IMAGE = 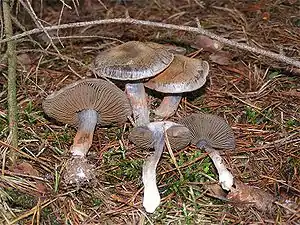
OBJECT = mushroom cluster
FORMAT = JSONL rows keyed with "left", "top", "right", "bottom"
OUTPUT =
{"left": 92, "top": 41, "right": 210, "bottom": 125}
{"left": 43, "top": 41, "right": 236, "bottom": 214}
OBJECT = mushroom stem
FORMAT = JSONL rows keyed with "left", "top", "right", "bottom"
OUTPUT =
{"left": 202, "top": 146, "right": 234, "bottom": 191}
{"left": 154, "top": 94, "right": 182, "bottom": 118}
{"left": 125, "top": 83, "right": 150, "bottom": 126}
{"left": 142, "top": 130, "right": 165, "bottom": 213}
{"left": 142, "top": 121, "right": 179, "bottom": 213}
{"left": 70, "top": 109, "right": 98, "bottom": 157}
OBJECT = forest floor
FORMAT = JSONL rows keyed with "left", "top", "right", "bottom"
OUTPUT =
{"left": 0, "top": 0, "right": 299, "bottom": 224}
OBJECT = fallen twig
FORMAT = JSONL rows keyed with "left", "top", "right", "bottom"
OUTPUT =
{"left": 0, "top": 18, "right": 299, "bottom": 68}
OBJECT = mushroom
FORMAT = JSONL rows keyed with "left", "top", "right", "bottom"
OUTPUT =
{"left": 179, "top": 113, "right": 235, "bottom": 191}
{"left": 129, "top": 121, "right": 192, "bottom": 213}
{"left": 42, "top": 78, "right": 132, "bottom": 183}
{"left": 144, "top": 54, "right": 209, "bottom": 118}
{"left": 92, "top": 41, "right": 174, "bottom": 126}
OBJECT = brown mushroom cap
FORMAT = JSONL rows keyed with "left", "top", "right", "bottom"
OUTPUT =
{"left": 179, "top": 113, "right": 235, "bottom": 150}
{"left": 129, "top": 123, "right": 192, "bottom": 150}
{"left": 92, "top": 41, "right": 174, "bottom": 80}
{"left": 42, "top": 78, "right": 132, "bottom": 127}
{"left": 144, "top": 54, "right": 209, "bottom": 93}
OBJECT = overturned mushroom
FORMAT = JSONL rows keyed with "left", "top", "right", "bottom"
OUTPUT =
{"left": 43, "top": 78, "right": 132, "bottom": 183}
{"left": 92, "top": 41, "right": 174, "bottom": 126}
{"left": 145, "top": 54, "right": 209, "bottom": 118}
{"left": 129, "top": 121, "right": 192, "bottom": 213}
{"left": 179, "top": 113, "right": 235, "bottom": 191}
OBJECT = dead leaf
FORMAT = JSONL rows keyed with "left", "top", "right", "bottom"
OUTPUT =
{"left": 227, "top": 180, "right": 275, "bottom": 212}
{"left": 205, "top": 183, "right": 228, "bottom": 200}
{"left": 17, "top": 53, "right": 32, "bottom": 70}
{"left": 11, "top": 162, "right": 48, "bottom": 196}
{"left": 165, "top": 45, "right": 187, "bottom": 55}
{"left": 209, "top": 51, "right": 232, "bottom": 65}
{"left": 12, "top": 162, "right": 39, "bottom": 176}
{"left": 36, "top": 182, "right": 48, "bottom": 194}
{"left": 192, "top": 35, "right": 223, "bottom": 52}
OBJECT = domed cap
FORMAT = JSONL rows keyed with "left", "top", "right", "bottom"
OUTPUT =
{"left": 129, "top": 123, "right": 192, "bottom": 150}
{"left": 92, "top": 41, "right": 174, "bottom": 81}
{"left": 179, "top": 113, "right": 235, "bottom": 150}
{"left": 128, "top": 126, "right": 154, "bottom": 150}
{"left": 144, "top": 54, "right": 209, "bottom": 93}
{"left": 165, "top": 125, "right": 192, "bottom": 150}
{"left": 42, "top": 78, "right": 132, "bottom": 127}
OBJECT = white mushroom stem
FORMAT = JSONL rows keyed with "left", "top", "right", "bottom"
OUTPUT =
{"left": 154, "top": 95, "right": 182, "bottom": 118}
{"left": 142, "top": 121, "right": 178, "bottom": 213}
{"left": 70, "top": 109, "right": 98, "bottom": 157}
{"left": 203, "top": 146, "right": 234, "bottom": 191}
{"left": 142, "top": 133, "right": 164, "bottom": 213}
{"left": 125, "top": 83, "right": 150, "bottom": 126}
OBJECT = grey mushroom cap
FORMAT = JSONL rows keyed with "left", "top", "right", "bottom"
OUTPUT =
{"left": 92, "top": 41, "right": 174, "bottom": 81}
{"left": 128, "top": 126, "right": 154, "bottom": 150}
{"left": 166, "top": 125, "right": 192, "bottom": 150}
{"left": 179, "top": 113, "right": 235, "bottom": 150}
{"left": 42, "top": 78, "right": 132, "bottom": 127}
{"left": 144, "top": 54, "right": 209, "bottom": 93}
{"left": 129, "top": 124, "right": 192, "bottom": 150}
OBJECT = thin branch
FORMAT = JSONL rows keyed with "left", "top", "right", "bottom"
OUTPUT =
{"left": 3, "top": 0, "right": 18, "bottom": 164}
{"left": 0, "top": 18, "right": 299, "bottom": 68}
{"left": 18, "top": 0, "right": 62, "bottom": 55}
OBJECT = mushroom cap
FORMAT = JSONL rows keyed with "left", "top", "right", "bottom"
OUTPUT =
{"left": 129, "top": 122, "right": 192, "bottom": 150}
{"left": 128, "top": 126, "right": 154, "bottom": 150}
{"left": 42, "top": 78, "right": 132, "bottom": 127}
{"left": 92, "top": 41, "right": 174, "bottom": 81}
{"left": 179, "top": 113, "right": 235, "bottom": 150}
{"left": 166, "top": 125, "right": 192, "bottom": 150}
{"left": 144, "top": 54, "right": 209, "bottom": 93}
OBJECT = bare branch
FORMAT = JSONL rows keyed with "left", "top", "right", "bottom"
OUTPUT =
{"left": 0, "top": 18, "right": 299, "bottom": 68}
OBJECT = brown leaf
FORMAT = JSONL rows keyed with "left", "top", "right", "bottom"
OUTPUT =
{"left": 205, "top": 183, "right": 228, "bottom": 200}
{"left": 227, "top": 180, "right": 275, "bottom": 212}
{"left": 209, "top": 51, "right": 232, "bottom": 65}
{"left": 17, "top": 53, "right": 32, "bottom": 67}
{"left": 36, "top": 182, "right": 48, "bottom": 194}
{"left": 192, "top": 35, "right": 223, "bottom": 52}
{"left": 12, "top": 162, "right": 39, "bottom": 176}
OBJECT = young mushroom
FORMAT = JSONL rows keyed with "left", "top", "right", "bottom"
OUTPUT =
{"left": 179, "top": 113, "right": 236, "bottom": 191}
{"left": 92, "top": 41, "right": 174, "bottom": 126}
{"left": 144, "top": 54, "right": 209, "bottom": 118}
{"left": 43, "top": 78, "right": 132, "bottom": 183}
{"left": 129, "top": 121, "right": 192, "bottom": 213}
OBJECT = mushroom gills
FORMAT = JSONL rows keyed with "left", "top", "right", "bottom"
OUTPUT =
{"left": 125, "top": 83, "right": 150, "bottom": 126}
{"left": 180, "top": 113, "right": 235, "bottom": 191}
{"left": 154, "top": 94, "right": 182, "bottom": 118}
{"left": 71, "top": 109, "right": 98, "bottom": 157}
{"left": 145, "top": 55, "right": 210, "bottom": 119}
{"left": 92, "top": 41, "right": 175, "bottom": 126}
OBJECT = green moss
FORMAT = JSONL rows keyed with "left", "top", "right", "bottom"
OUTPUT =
{"left": 41, "top": 207, "right": 61, "bottom": 225}
{"left": 114, "top": 159, "right": 143, "bottom": 180}
{"left": 6, "top": 188, "right": 36, "bottom": 209}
